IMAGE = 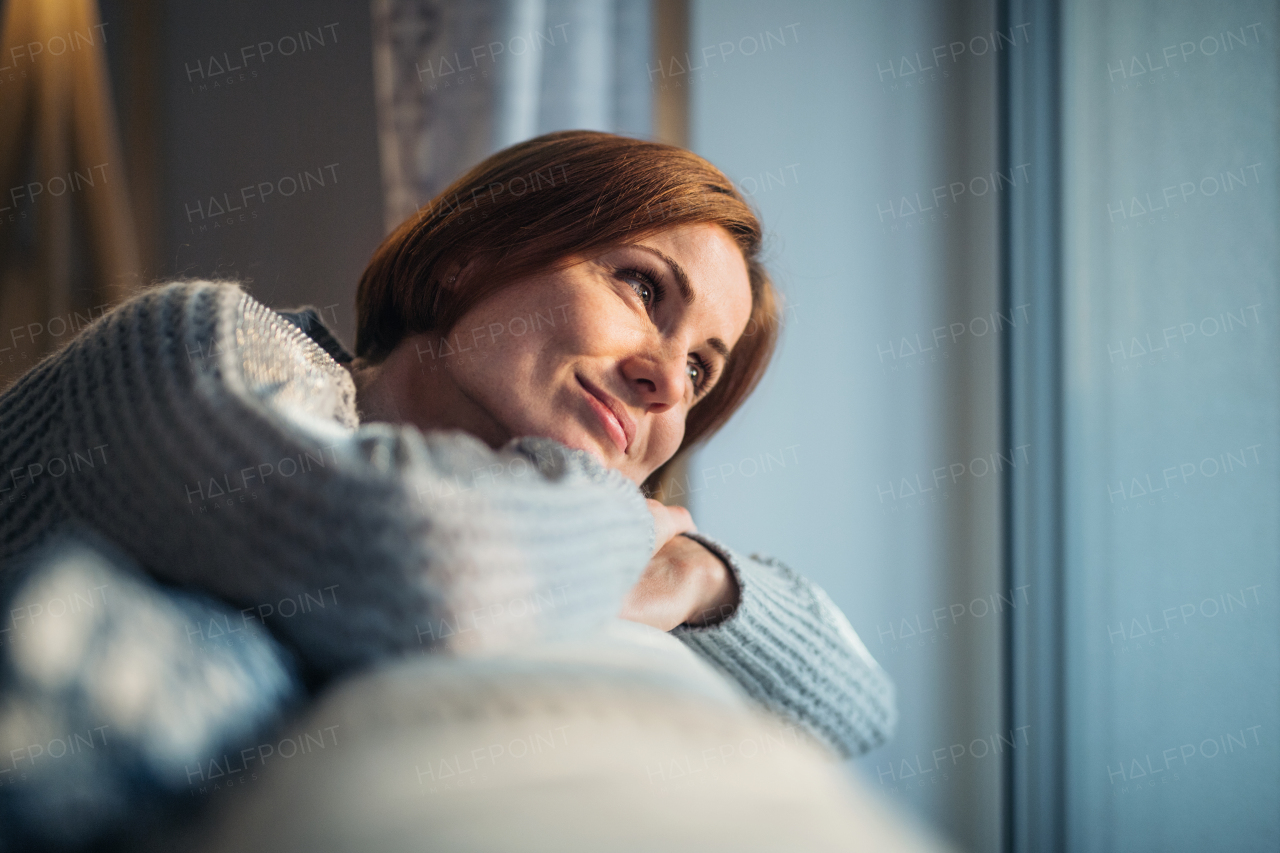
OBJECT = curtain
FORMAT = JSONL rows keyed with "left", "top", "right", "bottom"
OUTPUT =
{"left": 0, "top": 0, "right": 139, "bottom": 391}
{"left": 370, "top": 0, "right": 654, "bottom": 233}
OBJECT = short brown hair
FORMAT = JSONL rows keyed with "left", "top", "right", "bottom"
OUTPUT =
{"left": 355, "top": 130, "right": 780, "bottom": 493}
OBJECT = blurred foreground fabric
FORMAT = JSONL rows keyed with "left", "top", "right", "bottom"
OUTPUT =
{"left": 0, "top": 534, "right": 947, "bottom": 852}
{"left": 0, "top": 531, "right": 301, "bottom": 850}
{"left": 190, "top": 619, "right": 947, "bottom": 853}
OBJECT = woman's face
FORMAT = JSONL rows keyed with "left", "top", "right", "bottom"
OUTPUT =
{"left": 409, "top": 223, "right": 753, "bottom": 484}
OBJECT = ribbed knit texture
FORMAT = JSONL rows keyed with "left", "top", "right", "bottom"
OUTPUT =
{"left": 674, "top": 533, "right": 897, "bottom": 758}
{"left": 0, "top": 281, "right": 896, "bottom": 759}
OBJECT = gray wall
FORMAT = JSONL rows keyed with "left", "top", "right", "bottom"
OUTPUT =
{"left": 686, "top": 1, "right": 1004, "bottom": 850}
{"left": 145, "top": 0, "right": 384, "bottom": 346}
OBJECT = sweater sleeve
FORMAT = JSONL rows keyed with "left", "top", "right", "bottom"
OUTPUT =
{"left": 0, "top": 281, "right": 654, "bottom": 677}
{"left": 670, "top": 532, "right": 897, "bottom": 759}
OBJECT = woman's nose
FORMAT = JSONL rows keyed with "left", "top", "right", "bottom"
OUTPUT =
{"left": 621, "top": 347, "right": 686, "bottom": 412}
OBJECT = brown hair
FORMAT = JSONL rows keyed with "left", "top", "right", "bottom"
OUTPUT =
{"left": 355, "top": 130, "right": 780, "bottom": 495}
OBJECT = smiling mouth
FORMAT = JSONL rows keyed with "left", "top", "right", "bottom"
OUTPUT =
{"left": 576, "top": 375, "right": 631, "bottom": 454}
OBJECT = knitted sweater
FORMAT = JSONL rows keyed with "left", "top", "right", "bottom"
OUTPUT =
{"left": 0, "top": 281, "right": 895, "bottom": 758}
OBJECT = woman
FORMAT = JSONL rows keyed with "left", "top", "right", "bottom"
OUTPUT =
{"left": 0, "top": 130, "right": 893, "bottom": 761}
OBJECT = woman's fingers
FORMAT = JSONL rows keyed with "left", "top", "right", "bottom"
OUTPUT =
{"left": 646, "top": 499, "right": 696, "bottom": 554}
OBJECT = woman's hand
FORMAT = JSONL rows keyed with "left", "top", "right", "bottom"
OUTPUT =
{"left": 618, "top": 501, "right": 741, "bottom": 631}
{"left": 644, "top": 498, "right": 695, "bottom": 552}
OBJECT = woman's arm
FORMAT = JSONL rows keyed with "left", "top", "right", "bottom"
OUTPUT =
{"left": 668, "top": 533, "right": 897, "bottom": 760}
{"left": 0, "top": 281, "right": 654, "bottom": 677}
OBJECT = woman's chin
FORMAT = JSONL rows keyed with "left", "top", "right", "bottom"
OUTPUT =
{"left": 549, "top": 436, "right": 648, "bottom": 485}
{"left": 558, "top": 434, "right": 612, "bottom": 470}
{"left": 504, "top": 418, "right": 646, "bottom": 481}
{"left": 512, "top": 423, "right": 612, "bottom": 469}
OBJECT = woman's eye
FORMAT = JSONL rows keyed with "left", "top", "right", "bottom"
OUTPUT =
{"left": 687, "top": 361, "right": 702, "bottom": 385}
{"left": 618, "top": 268, "right": 662, "bottom": 309}
{"left": 629, "top": 277, "right": 653, "bottom": 305}
{"left": 687, "top": 354, "right": 713, "bottom": 395}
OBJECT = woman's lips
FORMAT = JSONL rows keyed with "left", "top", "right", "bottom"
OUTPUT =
{"left": 577, "top": 375, "right": 632, "bottom": 454}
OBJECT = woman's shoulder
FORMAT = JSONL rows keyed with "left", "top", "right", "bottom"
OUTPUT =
{"left": 0, "top": 281, "right": 360, "bottom": 561}
{"left": 276, "top": 305, "right": 354, "bottom": 365}
{"left": 101, "top": 280, "right": 360, "bottom": 430}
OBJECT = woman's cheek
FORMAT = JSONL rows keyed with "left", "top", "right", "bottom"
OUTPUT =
{"left": 647, "top": 414, "right": 686, "bottom": 468}
{"left": 562, "top": 298, "right": 615, "bottom": 351}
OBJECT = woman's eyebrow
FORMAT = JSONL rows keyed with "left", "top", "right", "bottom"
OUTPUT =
{"left": 630, "top": 244, "right": 731, "bottom": 361}
{"left": 632, "top": 244, "right": 694, "bottom": 306}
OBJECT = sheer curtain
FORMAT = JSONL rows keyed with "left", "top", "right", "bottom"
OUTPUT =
{"left": 370, "top": 0, "right": 653, "bottom": 232}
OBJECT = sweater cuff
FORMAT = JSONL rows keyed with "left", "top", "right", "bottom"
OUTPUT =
{"left": 674, "top": 531, "right": 745, "bottom": 630}
{"left": 669, "top": 532, "right": 796, "bottom": 640}
{"left": 666, "top": 532, "right": 897, "bottom": 758}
